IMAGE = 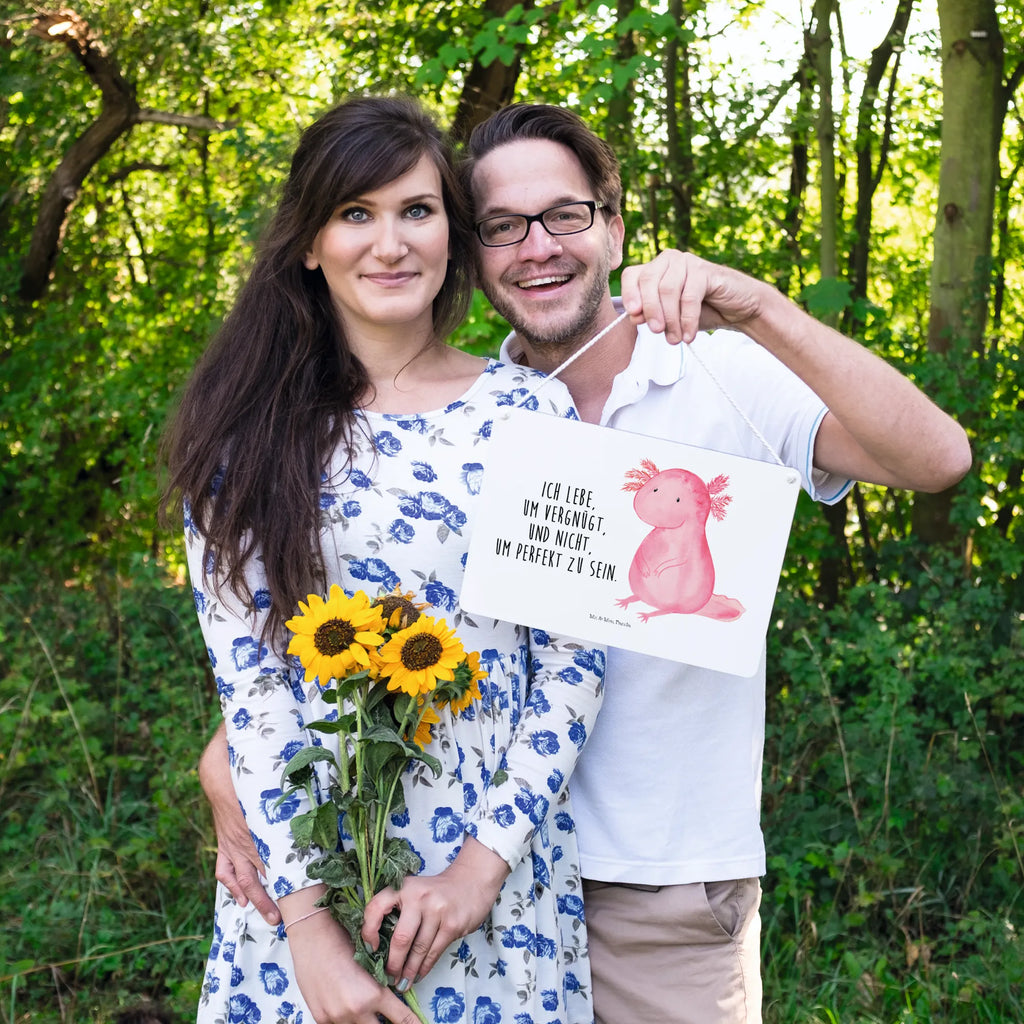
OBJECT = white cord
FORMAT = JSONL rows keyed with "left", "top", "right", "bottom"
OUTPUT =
{"left": 513, "top": 312, "right": 787, "bottom": 467}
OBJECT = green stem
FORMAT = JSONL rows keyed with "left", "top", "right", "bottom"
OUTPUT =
{"left": 352, "top": 689, "right": 374, "bottom": 902}
{"left": 401, "top": 984, "right": 430, "bottom": 1024}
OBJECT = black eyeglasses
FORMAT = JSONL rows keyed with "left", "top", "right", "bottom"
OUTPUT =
{"left": 475, "top": 200, "right": 607, "bottom": 247}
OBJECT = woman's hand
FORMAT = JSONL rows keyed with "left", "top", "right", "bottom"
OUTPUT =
{"left": 361, "top": 836, "right": 511, "bottom": 990}
{"left": 199, "top": 722, "right": 282, "bottom": 925}
{"left": 282, "top": 891, "right": 421, "bottom": 1024}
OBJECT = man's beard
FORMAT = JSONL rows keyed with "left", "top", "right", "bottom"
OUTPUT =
{"left": 481, "top": 257, "right": 611, "bottom": 355}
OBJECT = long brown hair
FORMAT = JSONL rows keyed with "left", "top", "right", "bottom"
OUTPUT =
{"left": 161, "top": 96, "right": 474, "bottom": 645}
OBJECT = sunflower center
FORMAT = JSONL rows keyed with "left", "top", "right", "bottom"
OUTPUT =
{"left": 313, "top": 618, "right": 356, "bottom": 655}
{"left": 377, "top": 595, "right": 421, "bottom": 629}
{"left": 400, "top": 634, "right": 444, "bottom": 671}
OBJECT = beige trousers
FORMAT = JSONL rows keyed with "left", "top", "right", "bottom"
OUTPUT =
{"left": 582, "top": 878, "right": 762, "bottom": 1024}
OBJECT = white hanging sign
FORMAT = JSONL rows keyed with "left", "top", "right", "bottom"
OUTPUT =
{"left": 461, "top": 408, "right": 801, "bottom": 676}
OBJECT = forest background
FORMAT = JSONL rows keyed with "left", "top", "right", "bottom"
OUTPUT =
{"left": 1, "top": 0, "right": 1021, "bottom": 1021}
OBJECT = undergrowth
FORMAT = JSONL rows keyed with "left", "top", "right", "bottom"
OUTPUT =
{"left": 0, "top": 535, "right": 1020, "bottom": 1023}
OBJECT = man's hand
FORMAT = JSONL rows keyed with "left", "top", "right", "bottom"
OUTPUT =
{"left": 361, "top": 836, "right": 510, "bottom": 990}
{"left": 199, "top": 722, "right": 282, "bottom": 926}
{"left": 620, "top": 249, "right": 763, "bottom": 344}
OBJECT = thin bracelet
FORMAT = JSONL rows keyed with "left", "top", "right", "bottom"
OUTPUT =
{"left": 283, "top": 906, "right": 329, "bottom": 932}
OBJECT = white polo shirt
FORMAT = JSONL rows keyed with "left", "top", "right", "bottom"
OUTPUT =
{"left": 500, "top": 311, "right": 851, "bottom": 884}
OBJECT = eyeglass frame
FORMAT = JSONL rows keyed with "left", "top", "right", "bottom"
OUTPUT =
{"left": 474, "top": 200, "right": 608, "bottom": 247}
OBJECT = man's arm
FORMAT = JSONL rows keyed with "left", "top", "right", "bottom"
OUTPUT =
{"left": 621, "top": 251, "right": 972, "bottom": 492}
{"left": 198, "top": 721, "right": 282, "bottom": 925}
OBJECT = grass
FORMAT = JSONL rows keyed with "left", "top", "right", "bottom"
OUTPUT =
{"left": 1, "top": 547, "right": 1020, "bottom": 1023}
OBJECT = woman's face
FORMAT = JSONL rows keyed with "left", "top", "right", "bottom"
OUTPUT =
{"left": 304, "top": 154, "right": 450, "bottom": 340}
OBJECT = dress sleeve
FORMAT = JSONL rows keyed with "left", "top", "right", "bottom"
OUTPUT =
{"left": 185, "top": 511, "right": 323, "bottom": 897}
{"left": 465, "top": 631, "right": 605, "bottom": 872}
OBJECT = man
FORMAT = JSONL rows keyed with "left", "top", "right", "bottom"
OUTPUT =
{"left": 201, "top": 105, "right": 970, "bottom": 1022}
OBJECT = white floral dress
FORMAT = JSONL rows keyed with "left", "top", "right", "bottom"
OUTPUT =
{"left": 188, "top": 360, "right": 605, "bottom": 1024}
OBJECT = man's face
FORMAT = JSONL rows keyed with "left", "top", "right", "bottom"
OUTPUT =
{"left": 470, "top": 139, "right": 625, "bottom": 353}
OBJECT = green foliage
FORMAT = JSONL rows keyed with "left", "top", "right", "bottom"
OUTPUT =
{"left": 0, "top": 553, "right": 215, "bottom": 1022}
{"left": 1, "top": 0, "right": 1022, "bottom": 1020}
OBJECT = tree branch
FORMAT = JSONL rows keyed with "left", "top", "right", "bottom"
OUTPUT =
{"left": 18, "top": 9, "right": 236, "bottom": 302}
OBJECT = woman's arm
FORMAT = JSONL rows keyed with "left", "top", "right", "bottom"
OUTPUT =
{"left": 365, "top": 631, "right": 606, "bottom": 989}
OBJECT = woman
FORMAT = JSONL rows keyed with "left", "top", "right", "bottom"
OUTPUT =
{"left": 163, "top": 96, "right": 605, "bottom": 1024}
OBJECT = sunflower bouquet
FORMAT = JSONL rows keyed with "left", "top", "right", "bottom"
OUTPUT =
{"left": 279, "top": 583, "right": 484, "bottom": 1019}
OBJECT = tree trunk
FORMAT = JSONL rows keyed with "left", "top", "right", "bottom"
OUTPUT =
{"left": 664, "top": 0, "right": 693, "bottom": 247}
{"left": 912, "top": 0, "right": 1003, "bottom": 544}
{"left": 848, "top": 0, "right": 913, "bottom": 311}
{"left": 807, "top": 0, "right": 838, "bottom": 283}
{"left": 450, "top": 0, "right": 535, "bottom": 144}
{"left": 19, "top": 11, "right": 139, "bottom": 301}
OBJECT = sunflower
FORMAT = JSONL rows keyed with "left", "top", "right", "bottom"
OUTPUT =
{"left": 376, "top": 615, "right": 466, "bottom": 697}
{"left": 372, "top": 586, "right": 428, "bottom": 630}
{"left": 285, "top": 585, "right": 386, "bottom": 683}
{"left": 447, "top": 650, "right": 486, "bottom": 715}
{"left": 408, "top": 702, "right": 441, "bottom": 749}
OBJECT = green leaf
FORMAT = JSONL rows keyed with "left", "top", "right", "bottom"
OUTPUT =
{"left": 800, "top": 277, "right": 853, "bottom": 319}
{"left": 281, "top": 745, "right": 337, "bottom": 787}
{"left": 288, "top": 809, "right": 318, "bottom": 849}
{"left": 311, "top": 801, "right": 340, "bottom": 850}
{"left": 309, "top": 849, "right": 362, "bottom": 890}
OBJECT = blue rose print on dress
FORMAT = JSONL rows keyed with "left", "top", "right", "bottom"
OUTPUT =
{"left": 194, "top": 587, "right": 207, "bottom": 613}
{"left": 232, "top": 708, "right": 252, "bottom": 730}
{"left": 319, "top": 492, "right": 336, "bottom": 509}
{"left": 556, "top": 894, "right": 585, "bottom": 922}
{"left": 279, "top": 739, "right": 304, "bottom": 762}
{"left": 395, "top": 414, "right": 430, "bottom": 434}
{"left": 557, "top": 666, "right": 583, "bottom": 685}
{"left": 568, "top": 721, "right": 587, "bottom": 750}
{"left": 531, "top": 852, "right": 551, "bottom": 890}
{"left": 554, "top": 811, "right": 574, "bottom": 832}
{"left": 259, "top": 963, "right": 289, "bottom": 996}
{"left": 259, "top": 788, "right": 299, "bottom": 824}
{"left": 461, "top": 463, "right": 484, "bottom": 494}
{"left": 348, "top": 468, "right": 374, "bottom": 489}
{"left": 429, "top": 807, "right": 464, "bottom": 844}
{"left": 389, "top": 519, "right": 416, "bottom": 543}
{"left": 272, "top": 877, "right": 293, "bottom": 898}
{"left": 374, "top": 431, "right": 403, "bottom": 456}
{"left": 432, "top": 987, "right": 466, "bottom": 1023}
{"left": 253, "top": 589, "right": 272, "bottom": 611}
{"left": 231, "top": 636, "right": 265, "bottom": 672}
{"left": 230, "top": 965, "right": 244, "bottom": 987}
{"left": 444, "top": 503, "right": 468, "bottom": 530}
{"left": 347, "top": 557, "right": 400, "bottom": 591}
{"left": 477, "top": 419, "right": 493, "bottom": 440}
{"left": 573, "top": 647, "right": 605, "bottom": 675}
{"left": 541, "top": 989, "right": 558, "bottom": 1011}
{"left": 492, "top": 804, "right": 516, "bottom": 828}
{"left": 545, "top": 769, "right": 564, "bottom": 794}
{"left": 526, "top": 690, "right": 551, "bottom": 715}
{"left": 515, "top": 790, "right": 549, "bottom": 826}
{"left": 534, "top": 934, "right": 557, "bottom": 959}
{"left": 529, "top": 730, "right": 560, "bottom": 756}
{"left": 412, "top": 461, "right": 437, "bottom": 482}
{"left": 473, "top": 996, "right": 502, "bottom": 1024}
{"left": 342, "top": 499, "right": 362, "bottom": 517}
{"left": 227, "top": 993, "right": 261, "bottom": 1023}
{"left": 501, "top": 924, "right": 535, "bottom": 951}
{"left": 424, "top": 579, "right": 457, "bottom": 612}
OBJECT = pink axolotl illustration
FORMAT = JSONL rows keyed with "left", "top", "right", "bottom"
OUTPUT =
{"left": 615, "top": 459, "right": 746, "bottom": 623}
